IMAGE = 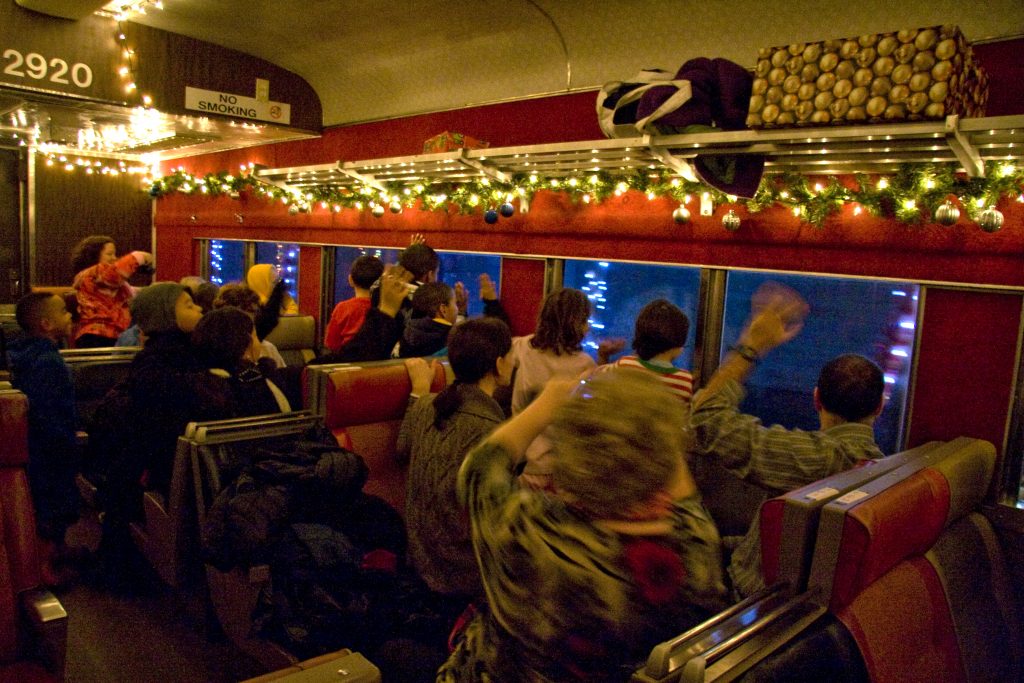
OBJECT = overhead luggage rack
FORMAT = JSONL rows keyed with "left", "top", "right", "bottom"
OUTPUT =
{"left": 256, "top": 115, "right": 1024, "bottom": 193}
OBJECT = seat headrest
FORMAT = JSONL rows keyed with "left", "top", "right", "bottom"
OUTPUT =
{"left": 830, "top": 468, "right": 950, "bottom": 609}
{"left": 925, "top": 437, "right": 996, "bottom": 522}
{"left": 264, "top": 315, "right": 316, "bottom": 351}
{"left": 324, "top": 361, "right": 446, "bottom": 429}
{"left": 0, "top": 391, "right": 29, "bottom": 467}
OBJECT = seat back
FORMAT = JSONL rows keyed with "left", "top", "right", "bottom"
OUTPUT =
{"left": 319, "top": 359, "right": 447, "bottom": 512}
{"left": 187, "top": 412, "right": 322, "bottom": 672}
{"left": 806, "top": 437, "right": 1006, "bottom": 683}
{"left": 759, "top": 440, "right": 944, "bottom": 592}
{"left": 264, "top": 315, "right": 317, "bottom": 367}
{"left": 0, "top": 390, "right": 40, "bottom": 662}
{"left": 0, "top": 311, "right": 24, "bottom": 373}
{"left": 61, "top": 348, "right": 138, "bottom": 430}
{"left": 127, "top": 436, "right": 196, "bottom": 588}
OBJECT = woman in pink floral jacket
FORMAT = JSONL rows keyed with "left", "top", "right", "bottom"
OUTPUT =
{"left": 71, "top": 235, "right": 152, "bottom": 348}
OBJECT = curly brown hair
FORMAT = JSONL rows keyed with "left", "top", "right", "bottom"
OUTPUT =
{"left": 529, "top": 288, "right": 590, "bottom": 356}
{"left": 71, "top": 235, "right": 114, "bottom": 275}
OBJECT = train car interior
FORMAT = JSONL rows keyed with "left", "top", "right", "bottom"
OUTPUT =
{"left": 1, "top": 0, "right": 1023, "bottom": 681}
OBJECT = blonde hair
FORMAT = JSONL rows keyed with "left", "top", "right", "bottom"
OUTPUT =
{"left": 550, "top": 369, "right": 690, "bottom": 519}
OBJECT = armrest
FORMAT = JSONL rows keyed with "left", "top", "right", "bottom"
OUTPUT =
{"left": 21, "top": 588, "right": 68, "bottom": 680}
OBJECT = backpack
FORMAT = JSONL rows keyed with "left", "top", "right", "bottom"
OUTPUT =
{"left": 597, "top": 69, "right": 691, "bottom": 138}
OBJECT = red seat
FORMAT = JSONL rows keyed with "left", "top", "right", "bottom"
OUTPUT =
{"left": 0, "top": 390, "right": 67, "bottom": 681}
{"left": 805, "top": 437, "right": 1012, "bottom": 683}
{"left": 318, "top": 360, "right": 447, "bottom": 513}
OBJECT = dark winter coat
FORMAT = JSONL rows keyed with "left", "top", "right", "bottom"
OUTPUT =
{"left": 8, "top": 336, "right": 80, "bottom": 539}
{"left": 399, "top": 318, "right": 452, "bottom": 358}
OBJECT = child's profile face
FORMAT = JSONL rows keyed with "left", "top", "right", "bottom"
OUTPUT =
{"left": 174, "top": 292, "right": 204, "bottom": 333}
{"left": 442, "top": 293, "right": 459, "bottom": 323}
{"left": 44, "top": 295, "right": 73, "bottom": 339}
{"left": 99, "top": 242, "right": 117, "bottom": 265}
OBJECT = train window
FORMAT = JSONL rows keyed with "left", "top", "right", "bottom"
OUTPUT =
{"left": 332, "top": 246, "right": 401, "bottom": 305}
{"left": 436, "top": 252, "right": 502, "bottom": 318}
{"left": 332, "top": 247, "right": 501, "bottom": 318}
{"left": 255, "top": 242, "right": 300, "bottom": 303}
{"left": 722, "top": 271, "right": 919, "bottom": 454}
{"left": 562, "top": 259, "right": 702, "bottom": 370}
{"left": 207, "top": 239, "right": 245, "bottom": 286}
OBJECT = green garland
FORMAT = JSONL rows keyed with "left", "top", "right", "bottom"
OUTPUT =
{"left": 148, "top": 162, "right": 1024, "bottom": 229}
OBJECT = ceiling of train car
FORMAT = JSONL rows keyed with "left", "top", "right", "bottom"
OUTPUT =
{"left": 4, "top": 0, "right": 1023, "bottom": 161}
{"left": 128, "top": 0, "right": 1024, "bottom": 127}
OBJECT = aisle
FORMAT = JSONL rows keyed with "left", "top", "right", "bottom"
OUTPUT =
{"left": 60, "top": 574, "right": 265, "bottom": 683}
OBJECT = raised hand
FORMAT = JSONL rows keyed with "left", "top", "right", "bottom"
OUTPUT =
{"left": 596, "top": 338, "right": 627, "bottom": 365}
{"left": 478, "top": 273, "right": 497, "bottom": 301}
{"left": 379, "top": 272, "right": 410, "bottom": 316}
{"left": 454, "top": 281, "right": 468, "bottom": 315}
{"left": 741, "top": 282, "right": 809, "bottom": 355}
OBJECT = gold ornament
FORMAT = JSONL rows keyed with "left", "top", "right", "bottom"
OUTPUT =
{"left": 934, "top": 200, "right": 959, "bottom": 226}
{"left": 672, "top": 205, "right": 691, "bottom": 224}
{"left": 722, "top": 210, "right": 742, "bottom": 232}
{"left": 978, "top": 207, "right": 1004, "bottom": 233}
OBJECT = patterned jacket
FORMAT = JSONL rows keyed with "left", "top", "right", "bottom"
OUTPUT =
{"left": 438, "top": 441, "right": 727, "bottom": 682}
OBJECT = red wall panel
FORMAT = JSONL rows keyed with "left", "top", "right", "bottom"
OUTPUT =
{"left": 907, "top": 288, "right": 1022, "bottom": 455}
{"left": 498, "top": 258, "right": 546, "bottom": 337}
{"left": 298, "top": 246, "right": 322, "bottom": 319}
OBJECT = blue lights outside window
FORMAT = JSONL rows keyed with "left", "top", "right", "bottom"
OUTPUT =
{"left": 562, "top": 260, "right": 702, "bottom": 370}
{"left": 208, "top": 239, "right": 245, "bottom": 286}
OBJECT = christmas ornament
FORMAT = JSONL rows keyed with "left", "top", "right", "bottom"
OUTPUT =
{"left": 978, "top": 207, "right": 1004, "bottom": 233}
{"left": 484, "top": 209, "right": 499, "bottom": 224}
{"left": 934, "top": 200, "right": 959, "bottom": 226}
{"left": 389, "top": 201, "right": 403, "bottom": 214}
{"left": 722, "top": 209, "right": 741, "bottom": 231}
{"left": 148, "top": 184, "right": 161, "bottom": 197}
{"left": 672, "top": 205, "right": 691, "bottom": 224}
{"left": 288, "top": 204, "right": 300, "bottom": 215}
{"left": 499, "top": 202, "right": 515, "bottom": 217}
{"left": 371, "top": 204, "right": 385, "bottom": 218}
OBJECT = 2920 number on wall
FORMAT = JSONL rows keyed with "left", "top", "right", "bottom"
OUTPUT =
{"left": 3, "top": 49, "right": 93, "bottom": 89}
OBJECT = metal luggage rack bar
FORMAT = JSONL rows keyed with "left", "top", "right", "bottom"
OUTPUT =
{"left": 256, "top": 115, "right": 1024, "bottom": 192}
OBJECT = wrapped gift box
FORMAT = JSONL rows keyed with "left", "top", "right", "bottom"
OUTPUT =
{"left": 422, "top": 131, "right": 490, "bottom": 153}
{"left": 746, "top": 25, "right": 988, "bottom": 128}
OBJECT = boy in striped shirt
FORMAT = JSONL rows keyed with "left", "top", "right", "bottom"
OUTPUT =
{"left": 607, "top": 298, "right": 694, "bottom": 403}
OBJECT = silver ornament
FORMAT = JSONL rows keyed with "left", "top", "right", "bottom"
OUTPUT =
{"left": 934, "top": 200, "right": 959, "bottom": 226}
{"left": 978, "top": 207, "right": 1004, "bottom": 233}
{"left": 389, "top": 201, "right": 403, "bottom": 214}
{"left": 672, "top": 205, "right": 691, "bottom": 224}
{"left": 287, "top": 204, "right": 300, "bottom": 215}
{"left": 722, "top": 209, "right": 741, "bottom": 232}
{"left": 371, "top": 204, "right": 385, "bottom": 218}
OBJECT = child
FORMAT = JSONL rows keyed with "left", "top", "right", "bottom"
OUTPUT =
{"left": 8, "top": 292, "right": 80, "bottom": 584}
{"left": 324, "top": 255, "right": 385, "bottom": 353}
{"left": 607, "top": 298, "right": 694, "bottom": 403}
{"left": 510, "top": 287, "right": 622, "bottom": 489}
{"left": 399, "top": 282, "right": 458, "bottom": 357}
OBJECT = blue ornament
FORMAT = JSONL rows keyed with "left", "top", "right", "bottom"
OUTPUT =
{"left": 499, "top": 202, "right": 515, "bottom": 217}
{"left": 148, "top": 184, "right": 161, "bottom": 197}
{"left": 484, "top": 209, "right": 499, "bottom": 224}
